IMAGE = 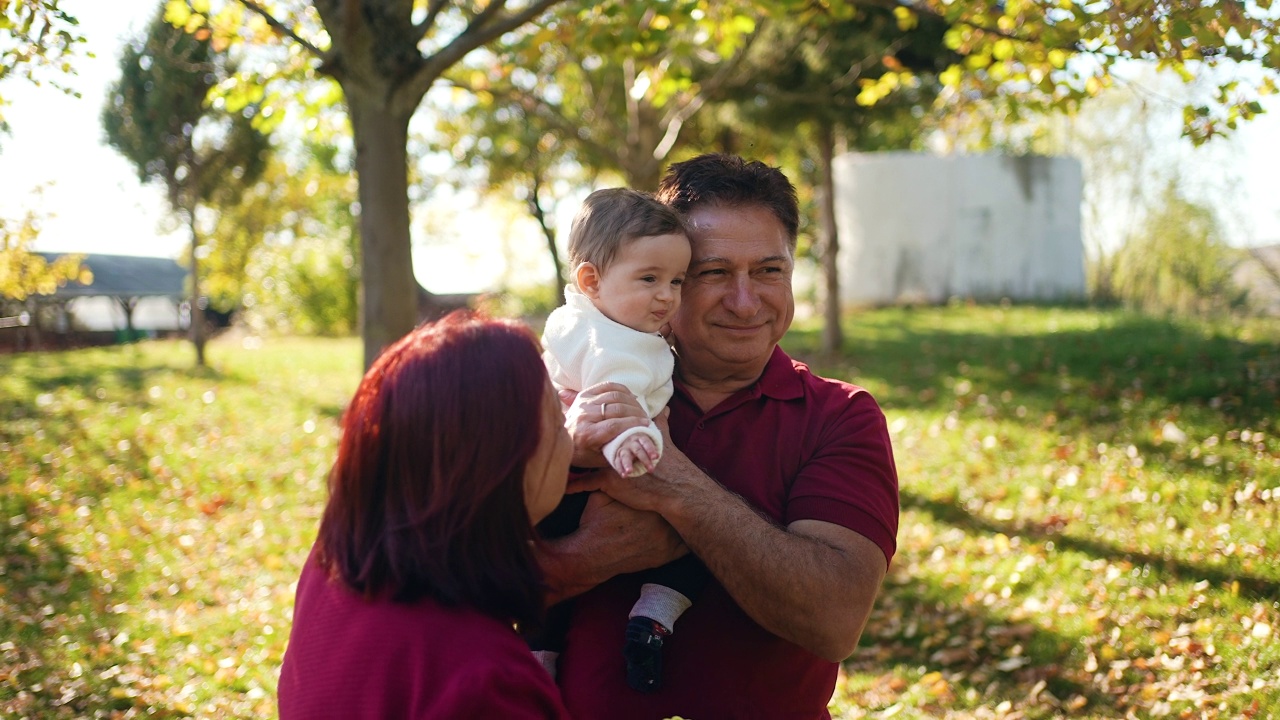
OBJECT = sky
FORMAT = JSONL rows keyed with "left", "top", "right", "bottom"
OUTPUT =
{"left": 3, "top": 1, "right": 1279, "bottom": 295}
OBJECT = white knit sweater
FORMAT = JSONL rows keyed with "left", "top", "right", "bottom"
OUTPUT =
{"left": 541, "top": 287, "right": 673, "bottom": 476}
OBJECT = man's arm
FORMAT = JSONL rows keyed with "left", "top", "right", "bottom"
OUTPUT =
{"left": 585, "top": 442, "right": 887, "bottom": 662}
{"left": 536, "top": 489, "right": 688, "bottom": 606}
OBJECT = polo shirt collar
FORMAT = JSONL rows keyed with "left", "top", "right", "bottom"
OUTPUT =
{"left": 674, "top": 345, "right": 804, "bottom": 415}
{"left": 757, "top": 345, "right": 805, "bottom": 401}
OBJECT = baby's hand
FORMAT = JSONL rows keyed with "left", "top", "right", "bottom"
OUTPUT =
{"left": 613, "top": 434, "right": 660, "bottom": 477}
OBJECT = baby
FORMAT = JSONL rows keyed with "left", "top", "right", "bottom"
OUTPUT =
{"left": 534, "top": 187, "right": 707, "bottom": 693}
{"left": 542, "top": 187, "right": 688, "bottom": 479}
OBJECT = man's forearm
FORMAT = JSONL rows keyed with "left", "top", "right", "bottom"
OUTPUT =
{"left": 535, "top": 491, "right": 688, "bottom": 607}
{"left": 662, "top": 473, "right": 886, "bottom": 662}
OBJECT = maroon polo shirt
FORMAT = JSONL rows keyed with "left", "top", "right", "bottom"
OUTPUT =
{"left": 559, "top": 346, "right": 899, "bottom": 719}
{"left": 279, "top": 551, "right": 570, "bottom": 719}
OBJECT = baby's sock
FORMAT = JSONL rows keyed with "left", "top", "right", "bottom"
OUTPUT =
{"left": 629, "top": 583, "right": 693, "bottom": 633}
{"left": 532, "top": 649, "right": 559, "bottom": 679}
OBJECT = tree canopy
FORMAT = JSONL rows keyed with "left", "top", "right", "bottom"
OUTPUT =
{"left": 0, "top": 202, "right": 89, "bottom": 302}
{"left": 147, "top": 0, "right": 1280, "bottom": 371}
{"left": 0, "top": 0, "right": 86, "bottom": 134}
{"left": 170, "top": 0, "right": 573, "bottom": 367}
{"left": 103, "top": 4, "right": 270, "bottom": 365}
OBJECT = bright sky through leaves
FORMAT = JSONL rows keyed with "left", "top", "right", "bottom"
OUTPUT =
{"left": 1, "top": 0, "right": 1278, "bottom": 295}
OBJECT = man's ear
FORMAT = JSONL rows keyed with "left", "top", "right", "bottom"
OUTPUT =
{"left": 575, "top": 262, "right": 602, "bottom": 299}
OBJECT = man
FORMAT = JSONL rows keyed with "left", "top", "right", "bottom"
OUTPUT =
{"left": 539, "top": 154, "right": 899, "bottom": 719}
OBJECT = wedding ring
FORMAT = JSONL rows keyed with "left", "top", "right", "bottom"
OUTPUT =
{"left": 602, "top": 402, "right": 610, "bottom": 416}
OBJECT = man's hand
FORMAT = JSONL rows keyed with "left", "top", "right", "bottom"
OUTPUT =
{"left": 577, "top": 412, "right": 888, "bottom": 662}
{"left": 577, "top": 410, "right": 692, "bottom": 514}
{"left": 537, "top": 490, "right": 688, "bottom": 605}
{"left": 562, "top": 382, "right": 649, "bottom": 468}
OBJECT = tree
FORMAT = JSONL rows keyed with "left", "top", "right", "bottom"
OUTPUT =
{"left": 449, "top": 2, "right": 766, "bottom": 191}
{"left": 433, "top": 94, "right": 579, "bottom": 305}
{"left": 206, "top": 144, "right": 360, "bottom": 335}
{"left": 1, "top": 1, "right": 89, "bottom": 334}
{"left": 724, "top": 5, "right": 954, "bottom": 354}
{"left": 177, "top": 0, "right": 1277, "bottom": 369}
{"left": 862, "top": 0, "right": 1278, "bottom": 145}
{"left": 103, "top": 3, "right": 269, "bottom": 366}
{"left": 0, "top": 203, "right": 89, "bottom": 302}
{"left": 178, "top": 0, "right": 572, "bottom": 368}
{"left": 434, "top": 1, "right": 772, "bottom": 301}
{"left": 1111, "top": 182, "right": 1247, "bottom": 317}
{"left": 0, "top": 0, "right": 86, "bottom": 135}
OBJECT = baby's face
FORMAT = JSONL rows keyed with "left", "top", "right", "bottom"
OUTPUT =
{"left": 589, "top": 233, "right": 691, "bottom": 334}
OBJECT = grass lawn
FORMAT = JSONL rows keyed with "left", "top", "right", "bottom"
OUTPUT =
{"left": 2, "top": 305, "right": 1277, "bottom": 718}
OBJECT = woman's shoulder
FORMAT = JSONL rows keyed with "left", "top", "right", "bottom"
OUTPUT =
{"left": 283, "top": 581, "right": 567, "bottom": 719}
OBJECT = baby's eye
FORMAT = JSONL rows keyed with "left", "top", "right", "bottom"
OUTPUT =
{"left": 640, "top": 275, "right": 657, "bottom": 283}
{"left": 671, "top": 277, "right": 684, "bottom": 286}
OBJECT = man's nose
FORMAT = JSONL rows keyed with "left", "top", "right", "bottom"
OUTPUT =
{"left": 723, "top": 276, "right": 761, "bottom": 317}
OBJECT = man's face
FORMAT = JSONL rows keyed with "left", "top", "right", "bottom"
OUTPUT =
{"left": 670, "top": 204, "right": 795, "bottom": 377}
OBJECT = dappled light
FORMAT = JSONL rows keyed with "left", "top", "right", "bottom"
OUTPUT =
{"left": 2, "top": 306, "right": 1275, "bottom": 716}
{"left": 784, "top": 306, "right": 1279, "bottom": 718}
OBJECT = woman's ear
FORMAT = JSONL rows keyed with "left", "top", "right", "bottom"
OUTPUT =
{"left": 575, "top": 262, "right": 602, "bottom": 299}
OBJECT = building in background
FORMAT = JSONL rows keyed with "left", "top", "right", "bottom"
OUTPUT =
{"left": 1, "top": 254, "right": 188, "bottom": 351}
{"left": 833, "top": 152, "right": 1085, "bottom": 306}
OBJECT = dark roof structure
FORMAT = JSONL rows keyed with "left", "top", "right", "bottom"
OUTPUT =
{"left": 38, "top": 253, "right": 187, "bottom": 299}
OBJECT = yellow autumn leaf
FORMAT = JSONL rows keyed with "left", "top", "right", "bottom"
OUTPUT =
{"left": 164, "top": 0, "right": 192, "bottom": 27}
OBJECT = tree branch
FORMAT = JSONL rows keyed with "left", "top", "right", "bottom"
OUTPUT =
{"left": 400, "top": 0, "right": 566, "bottom": 110}
{"left": 235, "top": 0, "right": 328, "bottom": 60}
{"left": 414, "top": 0, "right": 451, "bottom": 39}
{"left": 652, "top": 18, "right": 765, "bottom": 160}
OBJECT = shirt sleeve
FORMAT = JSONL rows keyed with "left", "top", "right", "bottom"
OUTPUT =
{"left": 784, "top": 389, "right": 900, "bottom": 567}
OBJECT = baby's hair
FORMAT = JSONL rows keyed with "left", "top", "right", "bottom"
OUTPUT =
{"left": 568, "top": 188, "right": 687, "bottom": 274}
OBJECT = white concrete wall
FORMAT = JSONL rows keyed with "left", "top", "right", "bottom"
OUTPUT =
{"left": 833, "top": 152, "right": 1085, "bottom": 305}
{"left": 66, "top": 296, "right": 185, "bottom": 331}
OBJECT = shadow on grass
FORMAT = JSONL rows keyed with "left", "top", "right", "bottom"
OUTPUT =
{"left": 786, "top": 310, "right": 1280, "bottom": 430}
{"left": 0, "top": 498, "right": 186, "bottom": 717}
{"left": 845, "top": 567, "right": 1101, "bottom": 713}
{"left": 902, "top": 490, "right": 1280, "bottom": 601}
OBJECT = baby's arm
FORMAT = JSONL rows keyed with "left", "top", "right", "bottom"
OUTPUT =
{"left": 612, "top": 431, "right": 660, "bottom": 477}
{"left": 603, "top": 420, "right": 664, "bottom": 478}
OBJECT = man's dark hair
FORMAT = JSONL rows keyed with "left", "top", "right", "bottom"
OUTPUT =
{"left": 655, "top": 153, "right": 799, "bottom": 246}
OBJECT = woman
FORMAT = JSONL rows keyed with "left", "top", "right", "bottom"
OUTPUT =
{"left": 278, "top": 311, "right": 572, "bottom": 718}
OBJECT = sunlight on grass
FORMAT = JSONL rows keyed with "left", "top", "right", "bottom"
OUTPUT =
{"left": 1, "top": 337, "right": 359, "bottom": 717}
{"left": 784, "top": 306, "right": 1279, "bottom": 719}
{"left": 2, "top": 307, "right": 1277, "bottom": 718}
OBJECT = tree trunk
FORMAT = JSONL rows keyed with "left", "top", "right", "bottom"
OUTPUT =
{"left": 816, "top": 124, "right": 843, "bottom": 356}
{"left": 187, "top": 206, "right": 207, "bottom": 367}
{"left": 528, "top": 175, "right": 565, "bottom": 306}
{"left": 116, "top": 297, "right": 138, "bottom": 340}
{"left": 347, "top": 94, "right": 420, "bottom": 369}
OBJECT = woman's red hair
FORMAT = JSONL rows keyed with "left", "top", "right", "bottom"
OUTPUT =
{"left": 315, "top": 311, "right": 549, "bottom": 627}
